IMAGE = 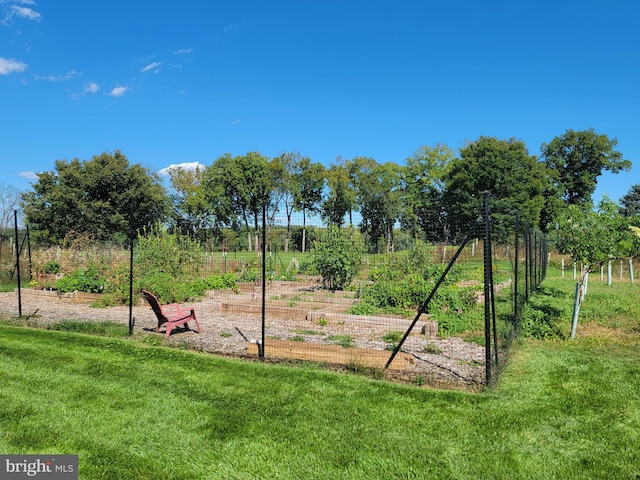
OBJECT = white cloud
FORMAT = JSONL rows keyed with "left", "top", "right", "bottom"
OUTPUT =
{"left": 158, "top": 162, "right": 206, "bottom": 176}
{"left": 231, "top": 119, "right": 240, "bottom": 125}
{"left": 109, "top": 85, "right": 129, "bottom": 97}
{"left": 84, "top": 82, "right": 99, "bottom": 94}
{"left": 172, "top": 48, "right": 192, "bottom": 55}
{"left": 38, "top": 70, "right": 78, "bottom": 82}
{"left": 19, "top": 170, "right": 38, "bottom": 180}
{"left": 70, "top": 81, "right": 99, "bottom": 99}
{"left": 141, "top": 61, "right": 161, "bottom": 73}
{"left": 10, "top": 4, "right": 40, "bottom": 21}
{"left": 0, "top": 56, "right": 27, "bottom": 75}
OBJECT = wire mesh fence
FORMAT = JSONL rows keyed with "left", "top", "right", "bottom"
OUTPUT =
{"left": 2, "top": 196, "right": 553, "bottom": 388}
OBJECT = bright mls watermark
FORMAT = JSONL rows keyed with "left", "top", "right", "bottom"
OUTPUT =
{"left": 0, "top": 455, "right": 78, "bottom": 479}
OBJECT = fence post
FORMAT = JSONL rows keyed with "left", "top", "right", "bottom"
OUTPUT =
{"left": 513, "top": 214, "right": 519, "bottom": 320}
{"left": 260, "top": 200, "right": 267, "bottom": 358}
{"left": 14, "top": 210, "right": 22, "bottom": 318}
{"left": 483, "top": 192, "right": 493, "bottom": 386}
{"left": 128, "top": 204, "right": 135, "bottom": 335}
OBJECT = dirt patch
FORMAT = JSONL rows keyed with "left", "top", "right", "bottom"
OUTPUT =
{"left": 0, "top": 282, "right": 486, "bottom": 389}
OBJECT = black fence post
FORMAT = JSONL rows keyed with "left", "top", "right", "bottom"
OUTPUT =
{"left": 260, "top": 200, "right": 267, "bottom": 358}
{"left": 513, "top": 214, "right": 520, "bottom": 321}
{"left": 128, "top": 204, "right": 135, "bottom": 335}
{"left": 483, "top": 192, "right": 493, "bottom": 386}
{"left": 26, "top": 225, "right": 32, "bottom": 281}
{"left": 14, "top": 210, "right": 22, "bottom": 318}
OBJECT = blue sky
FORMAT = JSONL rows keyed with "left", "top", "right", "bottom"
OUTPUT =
{"left": 1, "top": 0, "right": 639, "bottom": 205}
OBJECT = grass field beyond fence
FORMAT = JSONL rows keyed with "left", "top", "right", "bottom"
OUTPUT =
{"left": 0, "top": 273, "right": 639, "bottom": 479}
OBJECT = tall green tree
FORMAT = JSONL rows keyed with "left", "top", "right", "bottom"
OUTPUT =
{"left": 541, "top": 128, "right": 631, "bottom": 206}
{"left": 292, "top": 157, "right": 325, "bottom": 253}
{"left": 619, "top": 184, "right": 640, "bottom": 219}
{"left": 401, "top": 144, "right": 454, "bottom": 243}
{"left": 322, "top": 158, "right": 354, "bottom": 228}
{"left": 203, "top": 152, "right": 273, "bottom": 251}
{"left": 444, "top": 137, "right": 545, "bottom": 241}
{"left": 352, "top": 158, "right": 402, "bottom": 253}
{"left": 272, "top": 152, "right": 299, "bottom": 252}
{"left": 167, "top": 165, "right": 213, "bottom": 240}
{"left": 21, "top": 151, "right": 169, "bottom": 244}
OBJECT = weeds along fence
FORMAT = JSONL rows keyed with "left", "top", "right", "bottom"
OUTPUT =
{"left": 5, "top": 195, "right": 548, "bottom": 389}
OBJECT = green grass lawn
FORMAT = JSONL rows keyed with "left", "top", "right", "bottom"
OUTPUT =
{"left": 0, "top": 273, "right": 639, "bottom": 479}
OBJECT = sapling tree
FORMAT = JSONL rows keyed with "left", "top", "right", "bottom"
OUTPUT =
{"left": 553, "top": 198, "right": 637, "bottom": 337}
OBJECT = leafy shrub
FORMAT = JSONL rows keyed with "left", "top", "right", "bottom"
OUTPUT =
{"left": 312, "top": 226, "right": 364, "bottom": 291}
{"left": 382, "top": 331, "right": 403, "bottom": 343}
{"left": 238, "top": 267, "right": 259, "bottom": 283}
{"left": 136, "top": 274, "right": 210, "bottom": 304}
{"left": 520, "top": 303, "right": 566, "bottom": 339}
{"left": 135, "top": 227, "right": 204, "bottom": 279}
{"left": 44, "top": 261, "right": 61, "bottom": 274}
{"left": 436, "top": 309, "right": 483, "bottom": 336}
{"left": 55, "top": 263, "right": 106, "bottom": 293}
{"left": 206, "top": 273, "right": 239, "bottom": 293}
{"left": 347, "top": 301, "right": 378, "bottom": 316}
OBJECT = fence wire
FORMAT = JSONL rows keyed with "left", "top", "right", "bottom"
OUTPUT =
{"left": 3, "top": 196, "right": 550, "bottom": 389}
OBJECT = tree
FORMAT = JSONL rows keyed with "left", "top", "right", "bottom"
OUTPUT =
{"left": 619, "top": 184, "right": 640, "bottom": 219}
{"left": 322, "top": 158, "right": 354, "bottom": 228}
{"left": 541, "top": 128, "right": 631, "bottom": 206}
{"left": 0, "top": 183, "right": 21, "bottom": 263}
{"left": 271, "top": 152, "right": 299, "bottom": 252}
{"left": 553, "top": 198, "right": 637, "bottom": 337}
{"left": 292, "top": 157, "right": 325, "bottom": 253}
{"left": 167, "top": 164, "right": 214, "bottom": 240}
{"left": 0, "top": 182, "right": 21, "bottom": 238}
{"left": 202, "top": 152, "right": 273, "bottom": 252}
{"left": 401, "top": 144, "right": 454, "bottom": 243}
{"left": 21, "top": 151, "right": 169, "bottom": 244}
{"left": 444, "top": 136, "right": 545, "bottom": 241}
{"left": 352, "top": 159, "right": 402, "bottom": 253}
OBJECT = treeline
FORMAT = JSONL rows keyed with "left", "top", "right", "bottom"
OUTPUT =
{"left": 18, "top": 129, "right": 635, "bottom": 252}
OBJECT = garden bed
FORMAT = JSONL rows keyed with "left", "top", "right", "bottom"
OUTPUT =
{"left": 18, "top": 288, "right": 104, "bottom": 304}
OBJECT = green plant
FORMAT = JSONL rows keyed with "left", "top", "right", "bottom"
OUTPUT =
{"left": 347, "top": 300, "right": 378, "bottom": 316}
{"left": 206, "top": 273, "right": 239, "bottom": 293}
{"left": 135, "top": 227, "right": 204, "bottom": 280}
{"left": 55, "top": 262, "right": 106, "bottom": 293}
{"left": 295, "top": 329, "right": 323, "bottom": 336}
{"left": 423, "top": 342, "right": 443, "bottom": 354}
{"left": 326, "top": 334, "right": 355, "bottom": 348}
{"left": 312, "top": 226, "right": 364, "bottom": 291}
{"left": 43, "top": 260, "right": 61, "bottom": 274}
{"left": 382, "top": 331, "right": 403, "bottom": 344}
{"left": 290, "top": 335, "right": 305, "bottom": 342}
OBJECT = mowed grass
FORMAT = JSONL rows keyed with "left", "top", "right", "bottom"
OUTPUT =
{"left": 0, "top": 272, "right": 639, "bottom": 479}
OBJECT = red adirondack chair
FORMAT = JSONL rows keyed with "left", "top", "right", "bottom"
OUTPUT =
{"left": 142, "top": 290, "right": 201, "bottom": 338}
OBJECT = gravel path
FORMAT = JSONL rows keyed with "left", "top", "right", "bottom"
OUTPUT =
{"left": 0, "top": 287, "right": 486, "bottom": 389}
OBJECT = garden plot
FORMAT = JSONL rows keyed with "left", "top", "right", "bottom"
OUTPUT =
{"left": 0, "top": 281, "right": 485, "bottom": 388}
{"left": 215, "top": 280, "right": 438, "bottom": 337}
